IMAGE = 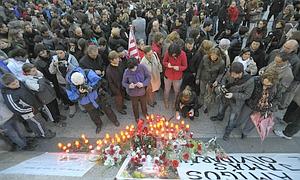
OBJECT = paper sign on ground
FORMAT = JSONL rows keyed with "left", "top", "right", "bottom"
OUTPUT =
{"left": 0, "top": 152, "right": 96, "bottom": 177}
{"left": 177, "top": 153, "right": 300, "bottom": 180}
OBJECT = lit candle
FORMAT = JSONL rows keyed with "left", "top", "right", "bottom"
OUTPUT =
{"left": 117, "top": 138, "right": 121, "bottom": 143}
{"left": 120, "top": 131, "right": 124, "bottom": 136}
{"left": 130, "top": 124, "right": 134, "bottom": 129}
{"left": 126, "top": 126, "right": 129, "bottom": 131}
{"left": 186, "top": 124, "right": 190, "bottom": 131}
{"left": 88, "top": 145, "right": 93, "bottom": 150}
{"left": 165, "top": 121, "right": 169, "bottom": 127}
{"left": 81, "top": 134, "right": 86, "bottom": 139}
{"left": 65, "top": 149, "right": 70, "bottom": 153}
{"left": 67, "top": 143, "right": 72, "bottom": 148}
{"left": 104, "top": 139, "right": 108, "bottom": 144}
{"left": 170, "top": 123, "right": 174, "bottom": 128}
{"left": 62, "top": 146, "right": 67, "bottom": 151}
{"left": 96, "top": 140, "right": 102, "bottom": 145}
{"left": 84, "top": 139, "right": 89, "bottom": 144}
{"left": 175, "top": 124, "right": 179, "bottom": 130}
{"left": 58, "top": 143, "right": 63, "bottom": 149}
{"left": 96, "top": 146, "right": 101, "bottom": 151}
{"left": 181, "top": 120, "right": 185, "bottom": 126}
{"left": 105, "top": 133, "right": 110, "bottom": 139}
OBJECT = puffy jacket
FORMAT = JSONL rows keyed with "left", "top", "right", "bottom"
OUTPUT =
{"left": 66, "top": 67, "right": 102, "bottom": 108}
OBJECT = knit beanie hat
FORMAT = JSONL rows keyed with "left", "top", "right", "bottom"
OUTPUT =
{"left": 71, "top": 72, "right": 85, "bottom": 86}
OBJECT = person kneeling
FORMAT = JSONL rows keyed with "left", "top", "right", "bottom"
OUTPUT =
{"left": 66, "top": 67, "right": 120, "bottom": 134}
{"left": 175, "top": 86, "right": 199, "bottom": 120}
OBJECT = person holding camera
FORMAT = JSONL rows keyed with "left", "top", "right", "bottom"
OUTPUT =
{"left": 210, "top": 62, "right": 255, "bottom": 141}
{"left": 66, "top": 67, "right": 120, "bottom": 134}
{"left": 49, "top": 44, "right": 79, "bottom": 118}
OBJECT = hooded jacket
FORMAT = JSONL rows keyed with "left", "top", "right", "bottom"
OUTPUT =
{"left": 66, "top": 67, "right": 102, "bottom": 108}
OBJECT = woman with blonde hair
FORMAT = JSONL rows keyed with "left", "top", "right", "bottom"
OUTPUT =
{"left": 195, "top": 48, "right": 225, "bottom": 113}
{"left": 175, "top": 85, "right": 199, "bottom": 120}
{"left": 162, "top": 31, "right": 180, "bottom": 57}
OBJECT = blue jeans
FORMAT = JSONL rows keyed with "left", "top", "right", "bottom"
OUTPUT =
{"left": 218, "top": 98, "right": 243, "bottom": 134}
{"left": 1, "top": 116, "right": 27, "bottom": 148}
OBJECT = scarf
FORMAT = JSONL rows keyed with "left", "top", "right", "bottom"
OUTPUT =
{"left": 258, "top": 87, "right": 270, "bottom": 110}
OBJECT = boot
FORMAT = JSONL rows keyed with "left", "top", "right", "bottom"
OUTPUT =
{"left": 210, "top": 114, "right": 224, "bottom": 121}
{"left": 69, "top": 105, "right": 76, "bottom": 118}
{"left": 223, "top": 132, "right": 230, "bottom": 141}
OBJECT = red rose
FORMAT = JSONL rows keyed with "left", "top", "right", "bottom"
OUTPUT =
{"left": 172, "top": 160, "right": 179, "bottom": 168}
{"left": 114, "top": 157, "right": 118, "bottom": 161}
{"left": 110, "top": 145, "right": 114, "bottom": 149}
{"left": 174, "top": 145, "right": 178, "bottom": 149}
{"left": 141, "top": 158, "right": 146, "bottom": 162}
{"left": 154, "top": 159, "right": 159, "bottom": 164}
{"left": 182, "top": 153, "right": 190, "bottom": 161}
{"left": 119, "top": 150, "right": 123, "bottom": 154}
{"left": 190, "top": 132, "right": 194, "bottom": 138}
{"left": 197, "top": 144, "right": 202, "bottom": 154}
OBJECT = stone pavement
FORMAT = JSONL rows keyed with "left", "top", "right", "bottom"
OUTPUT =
{"left": 0, "top": 90, "right": 300, "bottom": 180}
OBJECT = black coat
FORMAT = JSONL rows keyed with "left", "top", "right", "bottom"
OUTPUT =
{"left": 79, "top": 55, "right": 105, "bottom": 71}
{"left": 250, "top": 47, "right": 267, "bottom": 71}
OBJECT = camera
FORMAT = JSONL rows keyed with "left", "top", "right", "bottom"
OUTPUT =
{"left": 219, "top": 86, "right": 229, "bottom": 94}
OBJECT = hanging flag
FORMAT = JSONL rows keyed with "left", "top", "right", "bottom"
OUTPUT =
{"left": 128, "top": 25, "right": 140, "bottom": 60}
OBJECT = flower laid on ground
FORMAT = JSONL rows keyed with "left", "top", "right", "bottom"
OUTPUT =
{"left": 57, "top": 114, "right": 227, "bottom": 178}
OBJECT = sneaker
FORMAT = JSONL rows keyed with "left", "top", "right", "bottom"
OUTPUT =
{"left": 223, "top": 133, "right": 230, "bottom": 141}
{"left": 22, "top": 144, "right": 36, "bottom": 151}
{"left": 273, "top": 130, "right": 292, "bottom": 140}
{"left": 203, "top": 108, "right": 208, "bottom": 114}
{"left": 44, "top": 130, "right": 56, "bottom": 139}
{"left": 118, "top": 110, "right": 127, "bottom": 115}
{"left": 210, "top": 115, "right": 223, "bottom": 121}
{"left": 241, "top": 133, "right": 247, "bottom": 139}
{"left": 69, "top": 105, "right": 76, "bottom": 118}
{"left": 58, "top": 115, "right": 67, "bottom": 121}
{"left": 54, "top": 122, "right": 67, "bottom": 127}
{"left": 96, "top": 127, "right": 101, "bottom": 134}
{"left": 113, "top": 121, "right": 120, "bottom": 127}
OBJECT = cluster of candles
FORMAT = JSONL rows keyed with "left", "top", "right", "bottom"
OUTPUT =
{"left": 145, "top": 114, "right": 190, "bottom": 140}
{"left": 57, "top": 114, "right": 190, "bottom": 153}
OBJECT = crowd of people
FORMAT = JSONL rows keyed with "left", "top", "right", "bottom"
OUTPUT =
{"left": 0, "top": 0, "right": 300, "bottom": 151}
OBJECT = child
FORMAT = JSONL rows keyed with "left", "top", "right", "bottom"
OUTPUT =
{"left": 175, "top": 85, "right": 199, "bottom": 120}
{"left": 22, "top": 63, "right": 67, "bottom": 127}
{"left": 1, "top": 73, "right": 56, "bottom": 139}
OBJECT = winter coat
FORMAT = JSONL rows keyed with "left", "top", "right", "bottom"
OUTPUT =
{"left": 122, "top": 64, "right": 151, "bottom": 97}
{"left": 246, "top": 76, "right": 277, "bottom": 112}
{"left": 175, "top": 91, "right": 198, "bottom": 111}
{"left": 0, "top": 93, "right": 14, "bottom": 125}
{"left": 228, "top": 6, "right": 240, "bottom": 23}
{"left": 23, "top": 71, "right": 56, "bottom": 105}
{"left": 66, "top": 67, "right": 102, "bottom": 108}
{"left": 49, "top": 53, "right": 79, "bottom": 84}
{"left": 140, "top": 53, "right": 162, "bottom": 92}
{"left": 79, "top": 55, "right": 105, "bottom": 72}
{"left": 270, "top": 0, "right": 285, "bottom": 13}
{"left": 228, "top": 33, "right": 244, "bottom": 61}
{"left": 163, "top": 50, "right": 188, "bottom": 80}
{"left": 6, "top": 58, "right": 30, "bottom": 82}
{"left": 106, "top": 64, "right": 124, "bottom": 96}
{"left": 233, "top": 56, "right": 258, "bottom": 75}
{"left": 108, "top": 36, "right": 128, "bottom": 51}
{"left": 1, "top": 82, "right": 42, "bottom": 120}
{"left": 132, "top": 17, "right": 147, "bottom": 42}
{"left": 196, "top": 55, "right": 225, "bottom": 83}
{"left": 250, "top": 46, "right": 267, "bottom": 71}
{"left": 266, "top": 49, "right": 300, "bottom": 76}
{"left": 246, "top": 27, "right": 267, "bottom": 45}
{"left": 221, "top": 73, "right": 255, "bottom": 108}
{"left": 260, "top": 61, "right": 294, "bottom": 101}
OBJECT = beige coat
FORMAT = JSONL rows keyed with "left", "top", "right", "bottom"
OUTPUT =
{"left": 140, "top": 53, "right": 162, "bottom": 92}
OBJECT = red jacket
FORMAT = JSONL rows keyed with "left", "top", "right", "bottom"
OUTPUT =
{"left": 163, "top": 50, "right": 187, "bottom": 80}
{"left": 228, "top": 6, "right": 239, "bottom": 23}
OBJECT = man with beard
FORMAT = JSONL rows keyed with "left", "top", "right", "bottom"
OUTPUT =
{"left": 210, "top": 62, "right": 254, "bottom": 141}
{"left": 248, "top": 39, "right": 266, "bottom": 71}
